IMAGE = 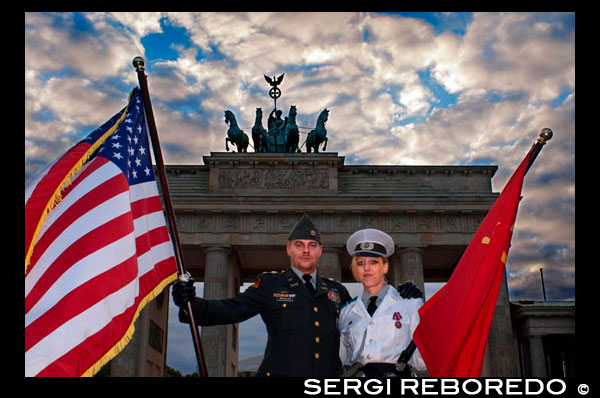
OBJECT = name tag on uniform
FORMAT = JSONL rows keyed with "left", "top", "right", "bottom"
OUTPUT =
{"left": 273, "top": 292, "right": 296, "bottom": 302}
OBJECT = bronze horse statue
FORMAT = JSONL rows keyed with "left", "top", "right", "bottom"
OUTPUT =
{"left": 224, "top": 110, "right": 249, "bottom": 153}
{"left": 252, "top": 108, "right": 267, "bottom": 152}
{"left": 284, "top": 105, "right": 300, "bottom": 153}
{"left": 306, "top": 108, "right": 329, "bottom": 153}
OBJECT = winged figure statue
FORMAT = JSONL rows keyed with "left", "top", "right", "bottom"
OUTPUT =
{"left": 264, "top": 73, "right": 285, "bottom": 87}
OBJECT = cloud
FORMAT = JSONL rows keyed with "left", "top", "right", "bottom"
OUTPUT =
{"left": 25, "top": 13, "right": 143, "bottom": 78}
{"left": 432, "top": 13, "right": 574, "bottom": 102}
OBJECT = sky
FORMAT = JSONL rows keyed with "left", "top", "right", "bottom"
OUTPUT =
{"left": 25, "top": 12, "right": 575, "bottom": 375}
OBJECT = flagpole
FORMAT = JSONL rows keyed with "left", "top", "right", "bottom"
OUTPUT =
{"left": 132, "top": 56, "right": 209, "bottom": 377}
{"left": 525, "top": 128, "right": 553, "bottom": 174}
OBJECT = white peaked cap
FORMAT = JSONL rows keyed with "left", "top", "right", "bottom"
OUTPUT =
{"left": 346, "top": 228, "right": 395, "bottom": 258}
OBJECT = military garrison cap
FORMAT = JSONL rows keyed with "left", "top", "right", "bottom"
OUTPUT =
{"left": 346, "top": 228, "right": 394, "bottom": 258}
{"left": 288, "top": 213, "right": 321, "bottom": 243}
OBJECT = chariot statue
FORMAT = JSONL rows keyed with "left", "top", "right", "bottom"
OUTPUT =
{"left": 222, "top": 74, "right": 330, "bottom": 154}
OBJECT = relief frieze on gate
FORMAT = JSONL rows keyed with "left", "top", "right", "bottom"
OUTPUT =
{"left": 217, "top": 168, "right": 329, "bottom": 190}
{"left": 175, "top": 212, "right": 484, "bottom": 235}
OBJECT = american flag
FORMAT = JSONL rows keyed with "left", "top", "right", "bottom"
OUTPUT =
{"left": 25, "top": 88, "right": 178, "bottom": 377}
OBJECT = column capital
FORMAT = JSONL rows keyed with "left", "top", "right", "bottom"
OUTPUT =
{"left": 203, "top": 246, "right": 232, "bottom": 255}
{"left": 397, "top": 246, "right": 426, "bottom": 255}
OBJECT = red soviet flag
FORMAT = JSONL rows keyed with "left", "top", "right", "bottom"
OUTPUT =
{"left": 413, "top": 146, "right": 534, "bottom": 377}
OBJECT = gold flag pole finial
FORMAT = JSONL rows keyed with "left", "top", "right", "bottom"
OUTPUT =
{"left": 132, "top": 56, "right": 145, "bottom": 72}
{"left": 526, "top": 127, "right": 553, "bottom": 174}
{"left": 538, "top": 127, "right": 553, "bottom": 144}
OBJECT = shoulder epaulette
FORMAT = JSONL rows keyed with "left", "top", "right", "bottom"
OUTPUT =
{"left": 340, "top": 296, "right": 358, "bottom": 310}
{"left": 255, "top": 270, "right": 284, "bottom": 280}
{"left": 250, "top": 270, "right": 283, "bottom": 288}
{"left": 325, "top": 277, "right": 343, "bottom": 286}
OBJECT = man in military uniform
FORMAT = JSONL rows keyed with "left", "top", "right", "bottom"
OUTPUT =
{"left": 172, "top": 213, "right": 422, "bottom": 377}
{"left": 172, "top": 213, "right": 350, "bottom": 377}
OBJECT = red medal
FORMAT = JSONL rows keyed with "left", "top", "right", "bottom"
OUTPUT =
{"left": 395, "top": 321, "right": 402, "bottom": 329}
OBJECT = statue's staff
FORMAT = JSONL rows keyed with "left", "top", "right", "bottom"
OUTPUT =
{"left": 133, "top": 56, "right": 209, "bottom": 377}
{"left": 265, "top": 73, "right": 284, "bottom": 110}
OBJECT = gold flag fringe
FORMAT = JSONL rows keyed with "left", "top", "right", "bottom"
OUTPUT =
{"left": 25, "top": 90, "right": 136, "bottom": 276}
{"left": 81, "top": 271, "right": 178, "bottom": 377}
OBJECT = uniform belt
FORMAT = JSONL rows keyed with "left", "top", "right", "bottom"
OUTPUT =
{"left": 360, "top": 363, "right": 410, "bottom": 378}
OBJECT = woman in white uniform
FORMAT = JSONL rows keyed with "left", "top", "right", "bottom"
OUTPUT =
{"left": 339, "top": 228, "right": 427, "bottom": 377}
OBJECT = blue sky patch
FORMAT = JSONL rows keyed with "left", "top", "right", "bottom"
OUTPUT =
{"left": 418, "top": 67, "right": 459, "bottom": 108}
{"left": 142, "top": 18, "right": 193, "bottom": 62}
{"left": 551, "top": 88, "right": 572, "bottom": 108}
{"left": 464, "top": 156, "right": 498, "bottom": 166}
{"left": 485, "top": 91, "right": 527, "bottom": 104}
{"left": 31, "top": 108, "right": 57, "bottom": 123}
{"left": 391, "top": 12, "right": 473, "bottom": 36}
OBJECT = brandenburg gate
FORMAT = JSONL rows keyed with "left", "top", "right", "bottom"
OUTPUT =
{"left": 150, "top": 151, "right": 520, "bottom": 377}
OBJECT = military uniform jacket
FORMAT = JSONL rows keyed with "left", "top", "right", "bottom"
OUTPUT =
{"left": 180, "top": 267, "right": 351, "bottom": 377}
{"left": 339, "top": 286, "right": 427, "bottom": 371}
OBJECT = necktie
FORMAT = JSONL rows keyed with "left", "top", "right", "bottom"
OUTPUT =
{"left": 303, "top": 274, "right": 315, "bottom": 296}
{"left": 367, "top": 296, "right": 378, "bottom": 316}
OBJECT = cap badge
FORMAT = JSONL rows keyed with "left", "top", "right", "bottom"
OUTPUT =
{"left": 310, "top": 230, "right": 316, "bottom": 236}
{"left": 360, "top": 241, "right": 374, "bottom": 251}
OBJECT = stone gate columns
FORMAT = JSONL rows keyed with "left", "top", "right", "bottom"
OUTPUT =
{"left": 391, "top": 247, "right": 425, "bottom": 298}
{"left": 528, "top": 336, "right": 546, "bottom": 377}
{"left": 318, "top": 247, "right": 341, "bottom": 281}
{"left": 202, "top": 246, "right": 241, "bottom": 377}
{"left": 110, "top": 290, "right": 170, "bottom": 376}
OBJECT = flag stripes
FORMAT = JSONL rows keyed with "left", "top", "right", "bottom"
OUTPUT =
{"left": 25, "top": 88, "right": 178, "bottom": 377}
{"left": 25, "top": 106, "right": 129, "bottom": 274}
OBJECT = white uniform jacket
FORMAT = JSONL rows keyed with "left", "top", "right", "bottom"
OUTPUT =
{"left": 339, "top": 287, "right": 427, "bottom": 371}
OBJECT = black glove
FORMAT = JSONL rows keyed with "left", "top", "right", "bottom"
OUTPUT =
{"left": 172, "top": 278, "right": 197, "bottom": 308}
{"left": 397, "top": 281, "right": 423, "bottom": 299}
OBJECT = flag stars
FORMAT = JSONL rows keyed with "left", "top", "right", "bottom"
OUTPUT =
{"left": 92, "top": 93, "right": 151, "bottom": 185}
